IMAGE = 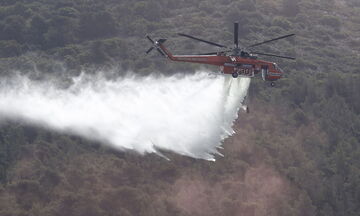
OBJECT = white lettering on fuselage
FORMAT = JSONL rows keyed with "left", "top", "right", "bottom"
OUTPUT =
{"left": 236, "top": 67, "right": 253, "bottom": 76}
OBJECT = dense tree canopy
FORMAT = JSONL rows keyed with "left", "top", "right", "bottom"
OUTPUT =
{"left": 0, "top": 0, "right": 359, "bottom": 216}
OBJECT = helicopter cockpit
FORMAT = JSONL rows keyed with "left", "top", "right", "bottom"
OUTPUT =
{"left": 272, "top": 63, "right": 283, "bottom": 74}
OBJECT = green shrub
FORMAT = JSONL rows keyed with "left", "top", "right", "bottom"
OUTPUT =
{"left": 272, "top": 16, "right": 292, "bottom": 30}
{"left": 320, "top": 15, "right": 341, "bottom": 29}
{"left": 0, "top": 40, "right": 22, "bottom": 58}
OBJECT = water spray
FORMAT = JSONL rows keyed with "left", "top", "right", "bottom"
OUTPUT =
{"left": 0, "top": 71, "right": 250, "bottom": 160}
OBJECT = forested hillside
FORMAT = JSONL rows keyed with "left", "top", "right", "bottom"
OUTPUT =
{"left": 0, "top": 0, "right": 359, "bottom": 216}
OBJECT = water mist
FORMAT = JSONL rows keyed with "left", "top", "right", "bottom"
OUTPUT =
{"left": 0, "top": 71, "right": 250, "bottom": 160}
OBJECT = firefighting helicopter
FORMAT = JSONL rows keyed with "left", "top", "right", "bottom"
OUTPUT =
{"left": 145, "top": 22, "right": 295, "bottom": 87}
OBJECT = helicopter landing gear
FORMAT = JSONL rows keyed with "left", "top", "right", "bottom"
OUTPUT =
{"left": 270, "top": 82, "right": 276, "bottom": 87}
{"left": 232, "top": 72, "right": 238, "bottom": 78}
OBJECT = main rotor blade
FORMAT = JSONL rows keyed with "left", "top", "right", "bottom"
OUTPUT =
{"left": 178, "top": 33, "right": 228, "bottom": 48}
{"left": 252, "top": 52, "right": 296, "bottom": 60}
{"left": 247, "top": 34, "right": 295, "bottom": 48}
{"left": 234, "top": 22, "right": 239, "bottom": 48}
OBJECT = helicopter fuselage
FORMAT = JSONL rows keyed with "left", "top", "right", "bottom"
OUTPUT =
{"left": 159, "top": 44, "right": 283, "bottom": 81}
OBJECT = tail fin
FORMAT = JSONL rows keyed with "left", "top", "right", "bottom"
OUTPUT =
{"left": 145, "top": 35, "right": 167, "bottom": 57}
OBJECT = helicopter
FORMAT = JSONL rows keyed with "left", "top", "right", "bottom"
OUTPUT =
{"left": 145, "top": 22, "right": 295, "bottom": 87}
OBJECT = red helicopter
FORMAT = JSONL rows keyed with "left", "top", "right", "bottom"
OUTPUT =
{"left": 146, "top": 22, "right": 295, "bottom": 87}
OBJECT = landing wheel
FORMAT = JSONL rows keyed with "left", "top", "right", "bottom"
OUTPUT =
{"left": 232, "top": 72, "right": 238, "bottom": 78}
{"left": 270, "top": 82, "right": 275, "bottom": 87}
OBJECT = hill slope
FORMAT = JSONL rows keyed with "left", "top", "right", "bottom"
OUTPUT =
{"left": 0, "top": 0, "right": 359, "bottom": 215}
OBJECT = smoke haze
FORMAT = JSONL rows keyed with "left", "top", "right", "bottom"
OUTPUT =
{"left": 0, "top": 71, "right": 250, "bottom": 160}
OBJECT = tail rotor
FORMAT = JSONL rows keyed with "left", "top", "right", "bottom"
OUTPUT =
{"left": 146, "top": 47, "right": 155, "bottom": 54}
{"left": 145, "top": 35, "right": 167, "bottom": 57}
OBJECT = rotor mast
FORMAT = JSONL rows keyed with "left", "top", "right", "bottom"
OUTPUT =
{"left": 233, "top": 22, "right": 242, "bottom": 56}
